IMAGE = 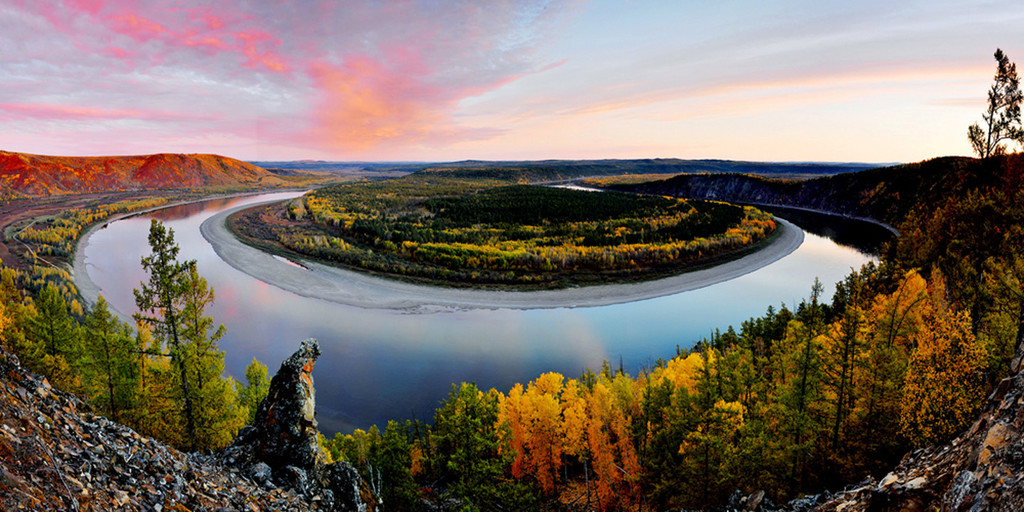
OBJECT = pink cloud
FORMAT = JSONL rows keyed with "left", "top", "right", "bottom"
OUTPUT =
{"left": 111, "top": 13, "right": 170, "bottom": 41}
{"left": 17, "top": 2, "right": 292, "bottom": 74}
{"left": 0, "top": 103, "right": 147, "bottom": 121}
{"left": 309, "top": 57, "right": 448, "bottom": 151}
{"left": 5, "top": 1, "right": 578, "bottom": 158}
{"left": 233, "top": 31, "right": 290, "bottom": 72}
{"left": 0, "top": 103, "right": 201, "bottom": 122}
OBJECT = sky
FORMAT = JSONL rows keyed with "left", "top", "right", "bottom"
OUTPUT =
{"left": 1, "top": 0, "right": 1022, "bottom": 163}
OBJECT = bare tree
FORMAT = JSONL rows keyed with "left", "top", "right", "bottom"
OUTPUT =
{"left": 968, "top": 49, "right": 1024, "bottom": 158}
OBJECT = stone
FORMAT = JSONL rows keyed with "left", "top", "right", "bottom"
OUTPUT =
{"left": 315, "top": 462, "right": 368, "bottom": 512}
{"left": 218, "top": 339, "right": 370, "bottom": 511}
{"left": 246, "top": 462, "right": 274, "bottom": 489}
{"left": 252, "top": 338, "right": 323, "bottom": 470}
{"left": 0, "top": 344, "right": 330, "bottom": 512}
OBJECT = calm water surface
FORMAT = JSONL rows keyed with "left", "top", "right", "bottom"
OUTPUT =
{"left": 82, "top": 192, "right": 881, "bottom": 433}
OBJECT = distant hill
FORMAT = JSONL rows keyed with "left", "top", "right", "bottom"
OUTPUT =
{"left": 251, "top": 158, "right": 885, "bottom": 180}
{"left": 613, "top": 156, "right": 992, "bottom": 227}
{"left": 0, "top": 150, "right": 285, "bottom": 197}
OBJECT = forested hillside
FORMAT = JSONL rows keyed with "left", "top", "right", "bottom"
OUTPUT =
{"left": 613, "top": 155, "right": 987, "bottom": 227}
{"left": 0, "top": 151, "right": 286, "bottom": 197}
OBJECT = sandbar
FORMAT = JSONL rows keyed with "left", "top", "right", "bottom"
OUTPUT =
{"left": 197, "top": 200, "right": 804, "bottom": 311}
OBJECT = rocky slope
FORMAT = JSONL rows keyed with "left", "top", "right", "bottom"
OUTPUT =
{"left": 807, "top": 350, "right": 1024, "bottom": 511}
{"left": 0, "top": 150, "right": 285, "bottom": 197}
{"left": 0, "top": 340, "right": 367, "bottom": 511}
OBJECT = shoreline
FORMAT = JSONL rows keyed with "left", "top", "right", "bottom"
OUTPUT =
{"left": 196, "top": 199, "right": 804, "bottom": 311}
{"left": 71, "top": 189, "right": 305, "bottom": 321}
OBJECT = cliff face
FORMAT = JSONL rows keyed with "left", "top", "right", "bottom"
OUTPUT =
{"left": 0, "top": 341, "right": 365, "bottom": 511}
{"left": 623, "top": 156, "right": 983, "bottom": 227}
{"left": 0, "top": 150, "right": 285, "bottom": 197}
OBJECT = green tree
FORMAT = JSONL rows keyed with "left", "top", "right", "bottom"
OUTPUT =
{"left": 134, "top": 219, "right": 241, "bottom": 451}
{"left": 237, "top": 357, "right": 271, "bottom": 425}
{"left": 28, "top": 283, "right": 81, "bottom": 391}
{"left": 431, "top": 383, "right": 537, "bottom": 511}
{"left": 134, "top": 219, "right": 198, "bottom": 449}
{"left": 178, "top": 264, "right": 243, "bottom": 450}
{"left": 969, "top": 48, "right": 1024, "bottom": 158}
{"left": 31, "top": 283, "right": 79, "bottom": 360}
{"left": 81, "top": 295, "right": 139, "bottom": 423}
{"left": 373, "top": 421, "right": 420, "bottom": 511}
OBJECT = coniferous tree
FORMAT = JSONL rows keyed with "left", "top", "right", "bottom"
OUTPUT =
{"left": 969, "top": 48, "right": 1024, "bottom": 158}
{"left": 237, "top": 357, "right": 270, "bottom": 425}
{"left": 31, "top": 283, "right": 79, "bottom": 360}
{"left": 29, "top": 283, "right": 81, "bottom": 391}
{"left": 134, "top": 219, "right": 241, "bottom": 452}
{"left": 81, "top": 295, "right": 139, "bottom": 423}
{"left": 134, "top": 219, "right": 198, "bottom": 449}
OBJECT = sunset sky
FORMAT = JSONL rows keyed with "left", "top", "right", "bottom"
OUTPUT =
{"left": 2, "top": 0, "right": 1022, "bottom": 163}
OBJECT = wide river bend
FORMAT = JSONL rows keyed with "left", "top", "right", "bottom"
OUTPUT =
{"left": 75, "top": 192, "right": 880, "bottom": 433}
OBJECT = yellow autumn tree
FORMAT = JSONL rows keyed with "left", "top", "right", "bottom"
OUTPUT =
{"left": 497, "top": 372, "right": 569, "bottom": 494}
{"left": 899, "top": 275, "right": 987, "bottom": 447}
{"left": 855, "top": 270, "right": 930, "bottom": 449}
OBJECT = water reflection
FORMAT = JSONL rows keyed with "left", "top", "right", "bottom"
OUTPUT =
{"left": 82, "top": 192, "right": 880, "bottom": 434}
{"left": 757, "top": 205, "right": 896, "bottom": 256}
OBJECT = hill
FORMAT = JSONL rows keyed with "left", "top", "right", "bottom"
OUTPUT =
{"left": 612, "top": 156, "right": 990, "bottom": 227}
{"left": 251, "top": 158, "right": 883, "bottom": 181}
{"left": 0, "top": 150, "right": 286, "bottom": 197}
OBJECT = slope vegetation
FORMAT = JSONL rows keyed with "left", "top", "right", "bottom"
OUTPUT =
{"left": 616, "top": 156, "right": 985, "bottom": 226}
{"left": 0, "top": 150, "right": 285, "bottom": 197}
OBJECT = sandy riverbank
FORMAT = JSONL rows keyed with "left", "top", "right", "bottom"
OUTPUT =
{"left": 196, "top": 200, "right": 804, "bottom": 311}
{"left": 71, "top": 190, "right": 305, "bottom": 320}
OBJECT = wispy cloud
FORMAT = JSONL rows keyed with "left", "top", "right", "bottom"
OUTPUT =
{"left": 1, "top": 0, "right": 580, "bottom": 157}
{"left": 0, "top": 0, "right": 1021, "bottom": 161}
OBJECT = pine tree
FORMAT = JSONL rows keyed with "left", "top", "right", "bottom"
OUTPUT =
{"left": 31, "top": 283, "right": 79, "bottom": 360}
{"left": 134, "top": 219, "right": 241, "bottom": 451}
{"left": 81, "top": 295, "right": 139, "bottom": 423}
{"left": 29, "top": 283, "right": 81, "bottom": 391}
{"left": 969, "top": 48, "right": 1024, "bottom": 158}
{"left": 237, "top": 358, "right": 270, "bottom": 425}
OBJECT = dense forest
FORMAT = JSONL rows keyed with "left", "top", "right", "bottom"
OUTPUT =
{"left": 236, "top": 175, "right": 776, "bottom": 286}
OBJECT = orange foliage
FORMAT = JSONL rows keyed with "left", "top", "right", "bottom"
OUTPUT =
{"left": 0, "top": 150, "right": 284, "bottom": 196}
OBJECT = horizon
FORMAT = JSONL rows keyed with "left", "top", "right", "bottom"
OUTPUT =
{"left": 2, "top": 147, "right": 901, "bottom": 168}
{"left": 2, "top": 1, "right": 1022, "bottom": 163}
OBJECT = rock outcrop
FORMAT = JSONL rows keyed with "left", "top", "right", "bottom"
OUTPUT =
{"left": 221, "top": 338, "right": 369, "bottom": 512}
{"left": 809, "top": 352, "right": 1024, "bottom": 511}
{"left": 0, "top": 346, "right": 321, "bottom": 511}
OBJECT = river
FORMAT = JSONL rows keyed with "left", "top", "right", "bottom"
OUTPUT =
{"left": 77, "top": 192, "right": 884, "bottom": 434}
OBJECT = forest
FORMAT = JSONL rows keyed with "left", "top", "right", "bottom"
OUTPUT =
{"left": 236, "top": 175, "right": 776, "bottom": 286}
{"left": 0, "top": 219, "right": 269, "bottom": 453}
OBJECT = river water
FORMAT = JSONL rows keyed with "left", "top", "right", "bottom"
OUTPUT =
{"left": 79, "top": 192, "right": 883, "bottom": 433}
